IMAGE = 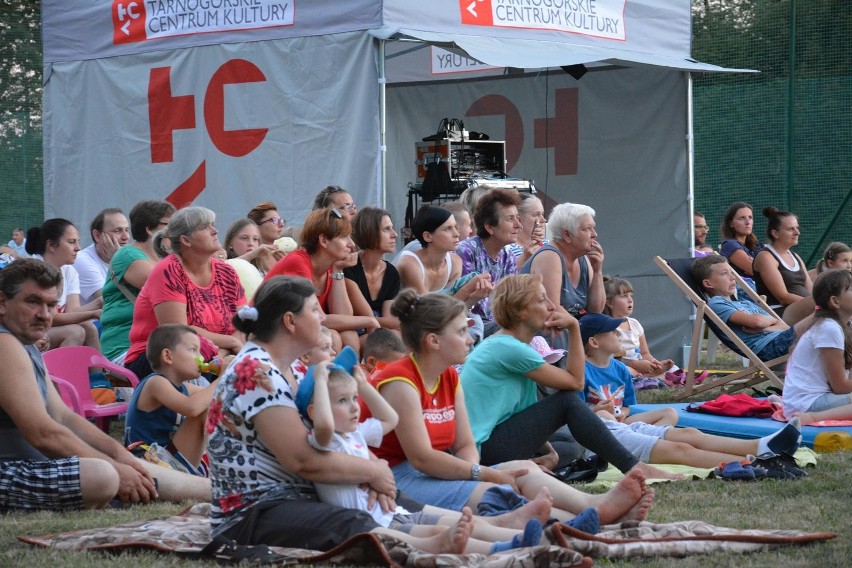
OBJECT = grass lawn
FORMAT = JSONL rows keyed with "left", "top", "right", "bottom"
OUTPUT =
{"left": 2, "top": 347, "right": 849, "bottom": 567}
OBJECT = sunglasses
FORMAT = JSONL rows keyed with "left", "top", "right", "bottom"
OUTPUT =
{"left": 260, "top": 216, "right": 285, "bottom": 226}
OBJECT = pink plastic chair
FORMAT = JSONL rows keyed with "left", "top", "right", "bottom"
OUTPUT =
{"left": 50, "top": 375, "right": 84, "bottom": 416}
{"left": 42, "top": 346, "right": 139, "bottom": 432}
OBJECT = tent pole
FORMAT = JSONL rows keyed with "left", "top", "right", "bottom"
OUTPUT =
{"left": 686, "top": 72, "right": 695, "bottom": 257}
{"left": 379, "top": 39, "right": 387, "bottom": 209}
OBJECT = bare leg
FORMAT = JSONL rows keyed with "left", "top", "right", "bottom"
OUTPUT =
{"left": 135, "top": 457, "right": 211, "bottom": 502}
{"left": 484, "top": 461, "right": 655, "bottom": 524}
{"left": 426, "top": 487, "right": 553, "bottom": 540}
{"left": 795, "top": 405, "right": 852, "bottom": 425}
{"left": 171, "top": 411, "right": 209, "bottom": 467}
{"left": 663, "top": 427, "right": 758, "bottom": 456}
{"left": 79, "top": 457, "right": 120, "bottom": 508}
{"left": 782, "top": 297, "right": 815, "bottom": 326}
{"left": 80, "top": 320, "right": 101, "bottom": 350}
{"left": 338, "top": 330, "right": 361, "bottom": 357}
{"left": 625, "top": 408, "right": 678, "bottom": 426}
{"left": 628, "top": 461, "right": 685, "bottom": 481}
{"left": 47, "top": 324, "right": 85, "bottom": 348}
{"left": 372, "top": 506, "right": 481, "bottom": 553}
{"left": 649, "top": 439, "right": 743, "bottom": 469}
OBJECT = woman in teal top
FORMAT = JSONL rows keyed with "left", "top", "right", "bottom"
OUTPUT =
{"left": 461, "top": 274, "right": 644, "bottom": 475}
{"left": 101, "top": 200, "right": 174, "bottom": 362}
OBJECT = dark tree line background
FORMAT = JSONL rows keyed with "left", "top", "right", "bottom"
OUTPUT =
{"left": 1, "top": 1, "right": 849, "bottom": 261}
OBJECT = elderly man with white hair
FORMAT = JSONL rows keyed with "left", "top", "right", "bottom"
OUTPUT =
{"left": 520, "top": 203, "right": 605, "bottom": 346}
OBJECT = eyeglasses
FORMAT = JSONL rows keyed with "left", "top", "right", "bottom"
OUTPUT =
{"left": 694, "top": 225, "right": 708, "bottom": 230}
{"left": 339, "top": 203, "right": 357, "bottom": 212}
{"left": 260, "top": 216, "right": 285, "bottom": 226}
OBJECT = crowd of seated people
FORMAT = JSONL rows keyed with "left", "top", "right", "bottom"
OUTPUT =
{"left": 3, "top": 188, "right": 847, "bottom": 561}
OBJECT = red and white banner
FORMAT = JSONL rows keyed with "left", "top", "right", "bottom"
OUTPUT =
{"left": 112, "top": 0, "right": 296, "bottom": 45}
{"left": 459, "top": 0, "right": 627, "bottom": 41}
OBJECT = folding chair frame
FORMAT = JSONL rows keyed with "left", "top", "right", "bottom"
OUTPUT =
{"left": 654, "top": 256, "right": 787, "bottom": 400}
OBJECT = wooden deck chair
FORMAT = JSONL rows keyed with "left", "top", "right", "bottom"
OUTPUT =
{"left": 654, "top": 256, "right": 788, "bottom": 400}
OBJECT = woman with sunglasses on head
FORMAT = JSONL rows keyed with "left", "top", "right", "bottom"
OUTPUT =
{"left": 266, "top": 208, "right": 379, "bottom": 355}
{"left": 313, "top": 185, "right": 358, "bottom": 221}
{"left": 247, "top": 202, "right": 287, "bottom": 273}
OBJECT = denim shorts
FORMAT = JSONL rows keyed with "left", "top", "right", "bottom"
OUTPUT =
{"left": 808, "top": 391, "right": 852, "bottom": 413}
{"left": 758, "top": 327, "right": 797, "bottom": 361}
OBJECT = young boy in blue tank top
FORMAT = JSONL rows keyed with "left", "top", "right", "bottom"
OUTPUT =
{"left": 124, "top": 324, "right": 220, "bottom": 476}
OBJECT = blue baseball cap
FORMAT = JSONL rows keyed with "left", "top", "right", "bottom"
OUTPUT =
{"left": 295, "top": 346, "right": 359, "bottom": 418}
{"left": 579, "top": 313, "right": 626, "bottom": 344}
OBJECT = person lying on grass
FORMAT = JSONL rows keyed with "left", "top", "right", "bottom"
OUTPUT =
{"left": 0, "top": 259, "right": 210, "bottom": 511}
{"left": 579, "top": 312, "right": 802, "bottom": 469}
{"left": 296, "top": 347, "right": 545, "bottom": 554}
{"left": 124, "top": 324, "right": 225, "bottom": 476}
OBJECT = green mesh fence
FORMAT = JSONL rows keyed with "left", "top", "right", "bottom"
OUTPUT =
{"left": 692, "top": 0, "right": 852, "bottom": 266}
{"left": 0, "top": 1, "right": 43, "bottom": 244}
{"left": 0, "top": 2, "right": 849, "bottom": 266}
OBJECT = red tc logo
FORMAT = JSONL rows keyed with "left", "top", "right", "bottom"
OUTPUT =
{"left": 148, "top": 59, "right": 269, "bottom": 206}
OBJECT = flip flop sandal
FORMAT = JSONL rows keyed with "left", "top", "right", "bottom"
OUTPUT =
{"left": 693, "top": 370, "right": 710, "bottom": 385}
{"left": 714, "top": 460, "right": 756, "bottom": 481}
{"left": 663, "top": 370, "right": 685, "bottom": 387}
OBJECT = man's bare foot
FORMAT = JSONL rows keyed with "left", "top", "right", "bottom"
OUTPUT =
{"left": 444, "top": 506, "right": 474, "bottom": 553}
{"left": 489, "top": 487, "right": 553, "bottom": 530}
{"left": 616, "top": 485, "right": 655, "bottom": 523}
{"left": 594, "top": 468, "right": 646, "bottom": 525}
{"left": 631, "top": 461, "right": 685, "bottom": 481}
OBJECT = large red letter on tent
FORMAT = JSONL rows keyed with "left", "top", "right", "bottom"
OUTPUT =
{"left": 534, "top": 88, "right": 578, "bottom": 176}
{"left": 204, "top": 59, "right": 269, "bottom": 157}
{"left": 148, "top": 67, "right": 196, "bottom": 163}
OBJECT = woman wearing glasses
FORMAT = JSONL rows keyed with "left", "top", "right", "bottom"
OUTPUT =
{"left": 313, "top": 185, "right": 358, "bottom": 221}
{"left": 101, "top": 200, "right": 175, "bottom": 364}
{"left": 247, "top": 202, "right": 288, "bottom": 274}
{"left": 266, "top": 208, "right": 379, "bottom": 355}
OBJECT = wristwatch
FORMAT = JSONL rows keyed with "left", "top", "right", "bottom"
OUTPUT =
{"left": 470, "top": 463, "right": 482, "bottom": 481}
{"left": 330, "top": 272, "right": 345, "bottom": 280}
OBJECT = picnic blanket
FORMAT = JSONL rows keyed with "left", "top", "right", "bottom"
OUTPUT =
{"left": 18, "top": 503, "right": 835, "bottom": 566}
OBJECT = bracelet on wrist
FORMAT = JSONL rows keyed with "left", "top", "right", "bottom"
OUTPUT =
{"left": 470, "top": 463, "right": 482, "bottom": 481}
{"left": 330, "top": 272, "right": 345, "bottom": 280}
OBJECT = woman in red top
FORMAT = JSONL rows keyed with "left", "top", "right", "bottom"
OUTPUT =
{"left": 266, "top": 208, "right": 380, "bottom": 355}
{"left": 371, "top": 289, "right": 655, "bottom": 526}
{"left": 125, "top": 207, "right": 247, "bottom": 379}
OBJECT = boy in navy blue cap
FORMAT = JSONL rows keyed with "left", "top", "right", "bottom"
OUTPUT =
{"left": 578, "top": 313, "right": 802, "bottom": 470}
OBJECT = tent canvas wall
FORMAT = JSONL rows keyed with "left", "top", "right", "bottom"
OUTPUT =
{"left": 41, "top": 0, "right": 740, "bottom": 359}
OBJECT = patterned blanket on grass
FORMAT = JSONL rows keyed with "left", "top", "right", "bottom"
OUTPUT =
{"left": 18, "top": 503, "right": 835, "bottom": 567}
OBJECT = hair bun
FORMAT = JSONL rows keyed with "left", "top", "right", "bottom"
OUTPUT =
{"left": 763, "top": 206, "right": 780, "bottom": 218}
{"left": 391, "top": 288, "right": 419, "bottom": 321}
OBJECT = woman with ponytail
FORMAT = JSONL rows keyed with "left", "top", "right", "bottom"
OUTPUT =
{"left": 26, "top": 218, "right": 101, "bottom": 349}
{"left": 783, "top": 269, "right": 852, "bottom": 424}
{"left": 808, "top": 242, "right": 852, "bottom": 282}
{"left": 752, "top": 206, "right": 813, "bottom": 324}
{"left": 206, "top": 275, "right": 398, "bottom": 550}
{"left": 366, "top": 288, "right": 657, "bottom": 528}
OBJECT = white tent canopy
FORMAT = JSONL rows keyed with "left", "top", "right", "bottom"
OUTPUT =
{"left": 41, "top": 0, "right": 741, "bottom": 359}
